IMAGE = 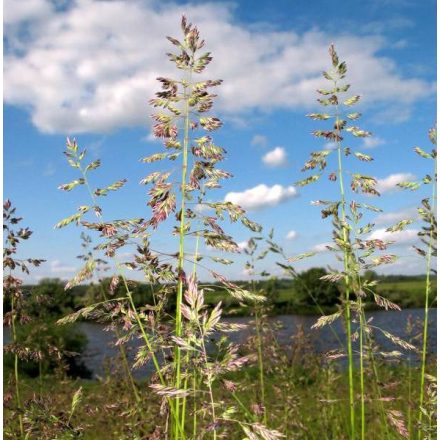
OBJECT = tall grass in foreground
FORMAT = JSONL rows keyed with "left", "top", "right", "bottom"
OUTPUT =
{"left": 396, "top": 127, "right": 437, "bottom": 438}
{"left": 3, "top": 201, "right": 45, "bottom": 438}
{"left": 3, "top": 202, "right": 85, "bottom": 439}
{"left": 295, "top": 45, "right": 418, "bottom": 439}
{"left": 55, "top": 16, "right": 282, "bottom": 439}
{"left": 414, "top": 129, "right": 437, "bottom": 439}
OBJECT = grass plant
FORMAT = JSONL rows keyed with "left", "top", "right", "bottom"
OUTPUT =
{"left": 295, "top": 44, "right": 422, "bottom": 439}
{"left": 395, "top": 127, "right": 437, "bottom": 438}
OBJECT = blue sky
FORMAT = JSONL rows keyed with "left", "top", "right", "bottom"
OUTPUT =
{"left": 4, "top": 0, "right": 436, "bottom": 282}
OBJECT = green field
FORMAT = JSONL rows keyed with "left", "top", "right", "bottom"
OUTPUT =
{"left": 202, "top": 277, "right": 437, "bottom": 316}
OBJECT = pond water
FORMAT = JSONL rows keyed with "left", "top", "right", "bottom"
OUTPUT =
{"left": 75, "top": 308, "right": 436, "bottom": 379}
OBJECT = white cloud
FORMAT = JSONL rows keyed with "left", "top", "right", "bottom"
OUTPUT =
{"left": 50, "top": 260, "right": 76, "bottom": 274}
{"left": 375, "top": 207, "right": 418, "bottom": 225}
{"left": 237, "top": 241, "right": 250, "bottom": 251}
{"left": 4, "top": 0, "right": 53, "bottom": 25}
{"left": 286, "top": 230, "right": 297, "bottom": 240}
{"left": 194, "top": 203, "right": 209, "bottom": 213}
{"left": 376, "top": 173, "right": 416, "bottom": 194}
{"left": 360, "top": 17, "right": 414, "bottom": 34}
{"left": 373, "top": 106, "right": 412, "bottom": 124}
{"left": 368, "top": 228, "right": 419, "bottom": 244}
{"left": 251, "top": 134, "right": 267, "bottom": 148}
{"left": 262, "top": 146, "right": 287, "bottom": 167}
{"left": 362, "top": 136, "right": 385, "bottom": 149}
{"left": 4, "top": 1, "right": 434, "bottom": 133}
{"left": 143, "top": 131, "right": 160, "bottom": 143}
{"left": 241, "top": 268, "right": 253, "bottom": 277}
{"left": 324, "top": 142, "right": 338, "bottom": 150}
{"left": 225, "top": 184, "right": 297, "bottom": 210}
{"left": 312, "top": 242, "right": 333, "bottom": 253}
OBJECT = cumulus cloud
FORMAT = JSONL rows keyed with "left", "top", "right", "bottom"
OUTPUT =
{"left": 4, "top": 0, "right": 434, "bottom": 133}
{"left": 376, "top": 173, "right": 416, "bottom": 194}
{"left": 262, "top": 147, "right": 287, "bottom": 167}
{"left": 225, "top": 184, "right": 297, "bottom": 210}
{"left": 368, "top": 228, "right": 419, "bottom": 244}
{"left": 375, "top": 207, "right": 418, "bottom": 225}
{"left": 362, "top": 136, "right": 385, "bottom": 149}
{"left": 286, "top": 230, "right": 297, "bottom": 240}
{"left": 4, "top": 0, "right": 53, "bottom": 25}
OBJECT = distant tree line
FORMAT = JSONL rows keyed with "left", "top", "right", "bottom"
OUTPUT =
{"left": 5, "top": 269, "right": 435, "bottom": 320}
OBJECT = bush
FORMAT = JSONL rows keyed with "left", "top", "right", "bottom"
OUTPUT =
{"left": 4, "top": 321, "right": 90, "bottom": 379}
{"left": 292, "top": 267, "right": 341, "bottom": 307}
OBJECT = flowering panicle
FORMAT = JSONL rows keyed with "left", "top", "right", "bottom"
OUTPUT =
{"left": 297, "top": 45, "right": 414, "bottom": 319}
{"left": 145, "top": 15, "right": 259, "bottom": 243}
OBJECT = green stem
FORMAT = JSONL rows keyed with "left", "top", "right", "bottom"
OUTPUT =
{"left": 123, "top": 277, "right": 185, "bottom": 438}
{"left": 357, "top": 300, "right": 365, "bottom": 440}
{"left": 197, "top": 320, "right": 217, "bottom": 440}
{"left": 174, "top": 68, "right": 193, "bottom": 439}
{"left": 352, "top": 216, "right": 366, "bottom": 440}
{"left": 335, "top": 97, "right": 355, "bottom": 440}
{"left": 254, "top": 308, "right": 267, "bottom": 424}
{"left": 417, "top": 159, "right": 436, "bottom": 439}
{"left": 193, "top": 373, "right": 198, "bottom": 438}
{"left": 181, "top": 233, "right": 200, "bottom": 434}
{"left": 231, "top": 392, "right": 256, "bottom": 422}
{"left": 208, "top": 381, "right": 217, "bottom": 440}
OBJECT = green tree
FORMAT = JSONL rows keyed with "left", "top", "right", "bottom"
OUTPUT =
{"left": 363, "top": 270, "right": 378, "bottom": 282}
{"left": 292, "top": 267, "right": 340, "bottom": 307}
{"left": 30, "top": 278, "right": 75, "bottom": 317}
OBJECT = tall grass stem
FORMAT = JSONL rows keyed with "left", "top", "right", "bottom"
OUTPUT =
{"left": 174, "top": 69, "right": 193, "bottom": 439}
{"left": 335, "top": 97, "right": 355, "bottom": 440}
{"left": 417, "top": 158, "right": 436, "bottom": 439}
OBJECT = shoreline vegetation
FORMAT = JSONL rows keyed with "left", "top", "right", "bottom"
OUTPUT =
{"left": 10, "top": 273, "right": 437, "bottom": 318}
